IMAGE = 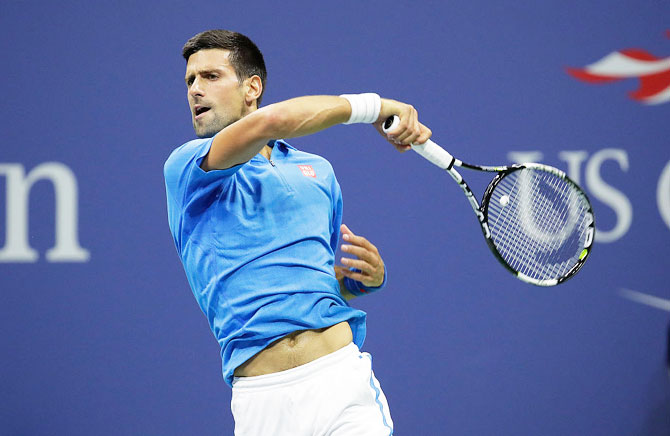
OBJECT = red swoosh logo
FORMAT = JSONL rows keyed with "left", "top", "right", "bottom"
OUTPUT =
{"left": 567, "top": 49, "right": 670, "bottom": 104}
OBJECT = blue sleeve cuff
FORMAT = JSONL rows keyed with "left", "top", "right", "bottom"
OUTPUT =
{"left": 343, "top": 267, "right": 387, "bottom": 297}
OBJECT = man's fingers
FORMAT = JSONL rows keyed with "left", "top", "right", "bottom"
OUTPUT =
{"left": 391, "top": 123, "right": 430, "bottom": 148}
{"left": 390, "top": 107, "right": 419, "bottom": 143}
{"left": 339, "top": 267, "right": 372, "bottom": 284}
{"left": 415, "top": 124, "right": 432, "bottom": 145}
{"left": 393, "top": 143, "right": 412, "bottom": 152}
{"left": 341, "top": 243, "right": 376, "bottom": 262}
{"left": 404, "top": 131, "right": 421, "bottom": 145}
{"left": 338, "top": 223, "right": 384, "bottom": 287}
{"left": 342, "top": 234, "right": 375, "bottom": 252}
{"left": 334, "top": 265, "right": 347, "bottom": 279}
{"left": 341, "top": 225, "right": 376, "bottom": 251}
{"left": 390, "top": 127, "right": 422, "bottom": 146}
{"left": 340, "top": 257, "right": 375, "bottom": 274}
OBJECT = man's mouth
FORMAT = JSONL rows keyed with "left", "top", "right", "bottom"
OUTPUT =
{"left": 194, "top": 106, "right": 211, "bottom": 119}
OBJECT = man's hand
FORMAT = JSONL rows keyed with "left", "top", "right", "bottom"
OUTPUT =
{"left": 374, "top": 98, "right": 432, "bottom": 152}
{"left": 335, "top": 224, "right": 385, "bottom": 288}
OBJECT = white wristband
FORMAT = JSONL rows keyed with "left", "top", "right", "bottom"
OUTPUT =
{"left": 339, "top": 93, "right": 381, "bottom": 124}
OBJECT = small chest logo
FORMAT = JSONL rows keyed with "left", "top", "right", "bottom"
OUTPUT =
{"left": 298, "top": 165, "right": 316, "bottom": 178}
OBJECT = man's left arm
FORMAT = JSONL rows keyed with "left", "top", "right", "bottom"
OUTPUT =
{"left": 335, "top": 224, "right": 386, "bottom": 301}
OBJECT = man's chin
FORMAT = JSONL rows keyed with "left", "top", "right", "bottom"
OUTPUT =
{"left": 194, "top": 123, "right": 223, "bottom": 139}
{"left": 193, "top": 117, "right": 231, "bottom": 139}
{"left": 196, "top": 131, "right": 217, "bottom": 139}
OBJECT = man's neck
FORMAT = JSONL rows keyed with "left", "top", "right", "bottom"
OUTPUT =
{"left": 259, "top": 144, "right": 272, "bottom": 161}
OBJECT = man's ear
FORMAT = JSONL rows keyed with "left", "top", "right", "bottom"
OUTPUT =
{"left": 244, "top": 75, "right": 263, "bottom": 107}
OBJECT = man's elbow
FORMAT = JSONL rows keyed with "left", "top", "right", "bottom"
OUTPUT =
{"left": 253, "top": 105, "right": 286, "bottom": 138}
{"left": 204, "top": 109, "right": 280, "bottom": 171}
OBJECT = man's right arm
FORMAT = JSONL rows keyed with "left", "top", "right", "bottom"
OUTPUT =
{"left": 200, "top": 95, "right": 431, "bottom": 171}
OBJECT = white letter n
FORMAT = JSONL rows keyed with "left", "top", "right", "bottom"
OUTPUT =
{"left": 0, "top": 163, "right": 90, "bottom": 262}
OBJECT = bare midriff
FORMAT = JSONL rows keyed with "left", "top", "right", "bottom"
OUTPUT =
{"left": 233, "top": 321, "right": 353, "bottom": 377}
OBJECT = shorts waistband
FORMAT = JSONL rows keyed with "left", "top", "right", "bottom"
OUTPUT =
{"left": 232, "top": 342, "right": 359, "bottom": 391}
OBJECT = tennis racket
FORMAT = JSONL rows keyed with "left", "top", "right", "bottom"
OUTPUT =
{"left": 383, "top": 115, "right": 595, "bottom": 286}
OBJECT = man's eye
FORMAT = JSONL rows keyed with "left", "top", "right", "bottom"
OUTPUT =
{"left": 207, "top": 74, "right": 218, "bottom": 80}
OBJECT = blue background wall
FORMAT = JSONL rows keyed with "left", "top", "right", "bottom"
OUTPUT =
{"left": 2, "top": 1, "right": 669, "bottom": 434}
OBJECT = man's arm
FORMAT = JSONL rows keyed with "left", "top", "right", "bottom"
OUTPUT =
{"left": 201, "top": 95, "right": 432, "bottom": 171}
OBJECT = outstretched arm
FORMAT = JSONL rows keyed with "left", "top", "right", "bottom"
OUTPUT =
{"left": 202, "top": 95, "right": 432, "bottom": 171}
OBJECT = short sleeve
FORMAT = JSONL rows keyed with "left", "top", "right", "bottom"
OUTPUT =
{"left": 164, "top": 138, "right": 242, "bottom": 208}
{"left": 164, "top": 138, "right": 245, "bottom": 254}
{"left": 190, "top": 138, "right": 245, "bottom": 181}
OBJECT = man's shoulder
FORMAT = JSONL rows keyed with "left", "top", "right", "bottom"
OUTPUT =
{"left": 164, "top": 138, "right": 212, "bottom": 176}
{"left": 284, "top": 143, "right": 335, "bottom": 172}
{"left": 165, "top": 138, "right": 210, "bottom": 165}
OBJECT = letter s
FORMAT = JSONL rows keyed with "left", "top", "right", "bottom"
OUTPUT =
{"left": 585, "top": 149, "right": 633, "bottom": 243}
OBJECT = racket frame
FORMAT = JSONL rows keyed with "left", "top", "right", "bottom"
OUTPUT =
{"left": 444, "top": 158, "right": 595, "bottom": 286}
{"left": 382, "top": 113, "right": 595, "bottom": 286}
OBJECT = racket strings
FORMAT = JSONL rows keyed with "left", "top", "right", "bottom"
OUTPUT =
{"left": 486, "top": 169, "right": 590, "bottom": 281}
{"left": 533, "top": 185, "right": 581, "bottom": 271}
{"left": 499, "top": 174, "right": 585, "bottom": 278}
{"left": 503, "top": 176, "right": 579, "bottom": 275}
{"left": 493, "top": 188, "right": 563, "bottom": 277}
{"left": 520, "top": 181, "right": 576, "bottom": 272}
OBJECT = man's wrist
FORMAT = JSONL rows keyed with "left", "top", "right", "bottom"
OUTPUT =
{"left": 339, "top": 93, "right": 381, "bottom": 124}
{"left": 344, "top": 268, "right": 387, "bottom": 297}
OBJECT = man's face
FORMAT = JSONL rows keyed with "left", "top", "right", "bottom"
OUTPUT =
{"left": 185, "top": 49, "right": 246, "bottom": 138}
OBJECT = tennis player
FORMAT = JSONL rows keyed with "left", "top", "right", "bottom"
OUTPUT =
{"left": 164, "top": 29, "right": 431, "bottom": 435}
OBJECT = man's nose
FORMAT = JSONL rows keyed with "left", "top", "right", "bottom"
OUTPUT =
{"left": 189, "top": 77, "right": 204, "bottom": 97}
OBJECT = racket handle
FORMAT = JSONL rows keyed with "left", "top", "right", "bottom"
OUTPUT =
{"left": 382, "top": 115, "right": 454, "bottom": 170}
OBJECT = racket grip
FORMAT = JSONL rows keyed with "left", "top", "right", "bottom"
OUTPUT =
{"left": 411, "top": 140, "right": 454, "bottom": 170}
{"left": 382, "top": 115, "right": 454, "bottom": 169}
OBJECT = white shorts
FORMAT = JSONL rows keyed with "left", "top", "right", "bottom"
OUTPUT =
{"left": 231, "top": 343, "right": 393, "bottom": 436}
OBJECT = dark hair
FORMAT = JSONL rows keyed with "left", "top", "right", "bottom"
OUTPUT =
{"left": 182, "top": 29, "right": 267, "bottom": 105}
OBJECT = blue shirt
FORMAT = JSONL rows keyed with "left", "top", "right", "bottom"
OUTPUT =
{"left": 164, "top": 137, "right": 367, "bottom": 386}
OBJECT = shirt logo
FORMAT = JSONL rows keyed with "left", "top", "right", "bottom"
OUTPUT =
{"left": 566, "top": 46, "right": 670, "bottom": 105}
{"left": 298, "top": 165, "right": 316, "bottom": 178}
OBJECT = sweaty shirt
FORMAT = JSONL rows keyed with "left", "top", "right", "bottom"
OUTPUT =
{"left": 164, "top": 137, "right": 366, "bottom": 386}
